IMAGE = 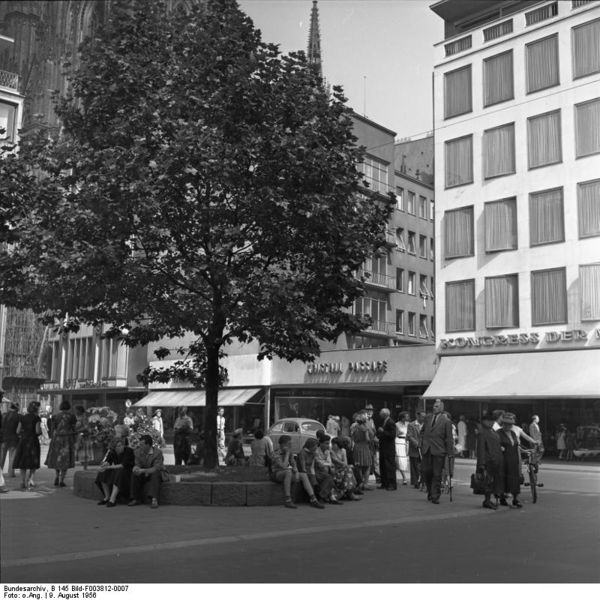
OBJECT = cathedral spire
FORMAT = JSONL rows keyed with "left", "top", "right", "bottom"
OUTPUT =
{"left": 307, "top": 0, "right": 322, "bottom": 78}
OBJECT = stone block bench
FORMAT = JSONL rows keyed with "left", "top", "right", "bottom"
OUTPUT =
{"left": 73, "top": 466, "right": 311, "bottom": 506}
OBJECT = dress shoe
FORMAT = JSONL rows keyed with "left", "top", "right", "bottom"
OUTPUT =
{"left": 431, "top": 498, "right": 440, "bottom": 504}
{"left": 499, "top": 497, "right": 509, "bottom": 506}
{"left": 97, "top": 499, "right": 108, "bottom": 505}
{"left": 59, "top": 482, "right": 66, "bottom": 487}
{"left": 482, "top": 500, "right": 497, "bottom": 510}
{"left": 106, "top": 501, "right": 117, "bottom": 508}
{"left": 377, "top": 485, "right": 386, "bottom": 489}
{"left": 329, "top": 499, "right": 344, "bottom": 505}
{"left": 386, "top": 487, "right": 397, "bottom": 491}
{"left": 512, "top": 499, "right": 523, "bottom": 508}
{"left": 150, "top": 498, "right": 159, "bottom": 509}
{"left": 353, "top": 488, "right": 364, "bottom": 495}
{"left": 309, "top": 498, "right": 325, "bottom": 509}
{"left": 347, "top": 493, "right": 362, "bottom": 501}
{"left": 284, "top": 500, "right": 298, "bottom": 509}
{"left": 53, "top": 478, "right": 59, "bottom": 487}
{"left": 128, "top": 499, "right": 140, "bottom": 507}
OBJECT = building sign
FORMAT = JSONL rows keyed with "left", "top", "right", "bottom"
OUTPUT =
{"left": 41, "top": 379, "right": 116, "bottom": 391}
{"left": 306, "top": 360, "right": 388, "bottom": 375}
{"left": 440, "top": 328, "right": 599, "bottom": 351}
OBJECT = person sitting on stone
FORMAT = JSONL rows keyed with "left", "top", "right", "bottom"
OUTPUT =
{"left": 95, "top": 437, "right": 135, "bottom": 507}
{"left": 330, "top": 437, "right": 361, "bottom": 500}
{"left": 225, "top": 428, "right": 246, "bottom": 466}
{"left": 128, "top": 434, "right": 164, "bottom": 509}
{"left": 270, "top": 435, "right": 324, "bottom": 509}
{"left": 314, "top": 435, "right": 344, "bottom": 505}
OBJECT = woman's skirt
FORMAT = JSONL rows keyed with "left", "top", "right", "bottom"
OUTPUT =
{"left": 353, "top": 442, "right": 372, "bottom": 467}
{"left": 395, "top": 437, "right": 408, "bottom": 472}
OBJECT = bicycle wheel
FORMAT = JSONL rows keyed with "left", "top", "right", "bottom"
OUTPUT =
{"left": 528, "top": 465, "right": 537, "bottom": 503}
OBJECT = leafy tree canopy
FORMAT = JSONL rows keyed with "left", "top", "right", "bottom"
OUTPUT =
{"left": 0, "top": 0, "right": 393, "bottom": 466}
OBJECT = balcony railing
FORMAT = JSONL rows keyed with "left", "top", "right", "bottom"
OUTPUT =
{"left": 361, "top": 320, "right": 395, "bottom": 336}
{"left": 572, "top": 1, "right": 593, "bottom": 8}
{"left": 0, "top": 69, "right": 19, "bottom": 90}
{"left": 357, "top": 269, "right": 395, "bottom": 290}
{"left": 483, "top": 19, "right": 513, "bottom": 42}
{"left": 525, "top": 2, "right": 558, "bottom": 26}
{"left": 445, "top": 35, "right": 472, "bottom": 57}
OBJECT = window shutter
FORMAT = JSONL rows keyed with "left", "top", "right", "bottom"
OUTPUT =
{"left": 528, "top": 110, "right": 562, "bottom": 168}
{"left": 527, "top": 35, "right": 559, "bottom": 93}
{"left": 444, "top": 65, "right": 472, "bottom": 118}
{"left": 573, "top": 19, "right": 600, "bottom": 79}
{"left": 484, "top": 51, "right": 514, "bottom": 106}
{"left": 530, "top": 188, "right": 564, "bottom": 245}
{"left": 483, "top": 123, "right": 515, "bottom": 178}
{"left": 578, "top": 179, "right": 600, "bottom": 238}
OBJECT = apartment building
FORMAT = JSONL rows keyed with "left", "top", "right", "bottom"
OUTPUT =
{"left": 425, "top": 0, "right": 600, "bottom": 437}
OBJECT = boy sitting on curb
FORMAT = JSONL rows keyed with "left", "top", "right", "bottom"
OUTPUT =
{"left": 270, "top": 435, "right": 325, "bottom": 509}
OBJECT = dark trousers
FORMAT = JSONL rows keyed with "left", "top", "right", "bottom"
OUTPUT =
{"left": 130, "top": 470, "right": 161, "bottom": 502}
{"left": 421, "top": 452, "right": 445, "bottom": 500}
{"left": 409, "top": 455, "right": 421, "bottom": 487}
{"left": 379, "top": 450, "right": 397, "bottom": 489}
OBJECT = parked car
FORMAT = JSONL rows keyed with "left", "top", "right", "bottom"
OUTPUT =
{"left": 266, "top": 418, "right": 326, "bottom": 454}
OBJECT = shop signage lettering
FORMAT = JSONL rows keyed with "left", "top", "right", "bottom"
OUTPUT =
{"left": 306, "top": 360, "right": 388, "bottom": 375}
{"left": 440, "top": 329, "right": 592, "bottom": 350}
{"left": 64, "top": 379, "right": 111, "bottom": 389}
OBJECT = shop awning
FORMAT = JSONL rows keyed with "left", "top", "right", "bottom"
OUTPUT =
{"left": 423, "top": 350, "right": 600, "bottom": 400}
{"left": 133, "top": 387, "right": 263, "bottom": 407}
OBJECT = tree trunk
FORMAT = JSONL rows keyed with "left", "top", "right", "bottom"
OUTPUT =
{"left": 203, "top": 344, "right": 220, "bottom": 469}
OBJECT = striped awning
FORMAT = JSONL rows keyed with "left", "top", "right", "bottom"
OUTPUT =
{"left": 133, "top": 388, "right": 263, "bottom": 407}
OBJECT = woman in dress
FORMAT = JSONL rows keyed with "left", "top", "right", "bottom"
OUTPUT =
{"left": 45, "top": 400, "right": 77, "bottom": 487}
{"left": 13, "top": 401, "right": 42, "bottom": 489}
{"left": 248, "top": 429, "right": 273, "bottom": 467}
{"left": 395, "top": 411, "right": 410, "bottom": 485}
{"left": 330, "top": 437, "right": 360, "bottom": 500}
{"left": 95, "top": 438, "right": 135, "bottom": 507}
{"left": 173, "top": 407, "right": 194, "bottom": 466}
{"left": 351, "top": 412, "right": 372, "bottom": 491}
{"left": 225, "top": 428, "right": 246, "bottom": 466}
{"left": 497, "top": 412, "right": 523, "bottom": 508}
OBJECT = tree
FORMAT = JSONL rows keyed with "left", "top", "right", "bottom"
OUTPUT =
{"left": 0, "top": 0, "right": 393, "bottom": 468}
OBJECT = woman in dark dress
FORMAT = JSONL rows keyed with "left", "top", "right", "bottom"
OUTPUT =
{"left": 476, "top": 411, "right": 504, "bottom": 509}
{"left": 497, "top": 412, "right": 523, "bottom": 508}
{"left": 173, "top": 407, "right": 193, "bottom": 466}
{"left": 95, "top": 438, "right": 135, "bottom": 507}
{"left": 13, "top": 401, "right": 42, "bottom": 489}
{"left": 45, "top": 400, "right": 77, "bottom": 487}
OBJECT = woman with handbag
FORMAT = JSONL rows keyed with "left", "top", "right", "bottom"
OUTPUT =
{"left": 475, "top": 411, "right": 504, "bottom": 510}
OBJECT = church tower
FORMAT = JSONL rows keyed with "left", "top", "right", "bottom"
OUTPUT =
{"left": 307, "top": 0, "right": 322, "bottom": 78}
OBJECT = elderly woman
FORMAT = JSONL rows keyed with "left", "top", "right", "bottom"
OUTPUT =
{"left": 476, "top": 411, "right": 504, "bottom": 510}
{"left": 45, "top": 400, "right": 77, "bottom": 487}
{"left": 95, "top": 438, "right": 135, "bottom": 507}
{"left": 351, "top": 412, "right": 373, "bottom": 491}
{"left": 13, "top": 401, "right": 42, "bottom": 489}
{"left": 330, "top": 437, "right": 361, "bottom": 501}
{"left": 497, "top": 412, "right": 523, "bottom": 508}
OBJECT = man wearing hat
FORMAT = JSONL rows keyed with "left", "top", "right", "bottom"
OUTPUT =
{"left": 365, "top": 404, "right": 380, "bottom": 484}
{"left": 476, "top": 411, "right": 503, "bottom": 509}
{"left": 419, "top": 399, "right": 454, "bottom": 504}
{"left": 497, "top": 412, "right": 523, "bottom": 508}
{"left": 1, "top": 398, "right": 20, "bottom": 478}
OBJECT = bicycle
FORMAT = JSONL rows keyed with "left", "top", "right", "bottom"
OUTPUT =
{"left": 521, "top": 448, "right": 542, "bottom": 503}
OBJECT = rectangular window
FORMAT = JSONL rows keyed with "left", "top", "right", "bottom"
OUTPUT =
{"left": 50, "top": 341, "right": 61, "bottom": 382}
{"left": 483, "top": 123, "right": 515, "bottom": 178}
{"left": 0, "top": 101, "right": 17, "bottom": 142}
{"left": 530, "top": 187, "right": 564, "bottom": 246}
{"left": 572, "top": 18, "right": 600, "bottom": 78}
{"left": 431, "top": 316, "right": 435, "bottom": 337}
{"left": 419, "top": 235, "right": 427, "bottom": 258}
{"left": 446, "top": 279, "right": 475, "bottom": 332}
{"left": 354, "top": 293, "right": 387, "bottom": 332}
{"left": 395, "top": 309, "right": 404, "bottom": 334}
{"left": 444, "top": 65, "right": 472, "bottom": 119}
{"left": 580, "top": 263, "right": 600, "bottom": 320}
{"left": 420, "top": 274, "right": 432, "bottom": 297}
{"left": 445, "top": 135, "right": 473, "bottom": 188}
{"left": 419, "top": 196, "right": 428, "bottom": 219}
{"left": 396, "top": 268, "right": 405, "bottom": 292}
{"left": 430, "top": 239, "right": 435, "bottom": 261}
{"left": 485, "top": 197, "right": 517, "bottom": 252}
{"left": 483, "top": 50, "right": 514, "bottom": 106}
{"left": 531, "top": 268, "right": 567, "bottom": 325}
{"left": 575, "top": 98, "right": 600, "bottom": 158}
{"left": 485, "top": 274, "right": 519, "bottom": 328}
{"left": 396, "top": 186, "right": 404, "bottom": 210}
{"left": 396, "top": 228, "right": 407, "bottom": 252}
{"left": 526, "top": 35, "right": 559, "bottom": 93}
{"left": 419, "top": 315, "right": 429, "bottom": 338}
{"left": 407, "top": 191, "right": 415, "bottom": 214}
{"left": 528, "top": 110, "right": 562, "bottom": 169}
{"left": 430, "top": 277, "right": 435, "bottom": 298}
{"left": 408, "top": 312, "right": 416, "bottom": 336}
{"left": 361, "top": 156, "right": 389, "bottom": 194}
{"left": 578, "top": 179, "right": 600, "bottom": 238}
{"left": 408, "top": 271, "right": 416, "bottom": 295}
{"left": 407, "top": 231, "right": 416, "bottom": 254}
{"left": 430, "top": 199, "right": 434, "bottom": 221}
{"left": 444, "top": 206, "right": 474, "bottom": 258}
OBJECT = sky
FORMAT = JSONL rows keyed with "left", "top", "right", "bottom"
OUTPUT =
{"left": 238, "top": 0, "right": 444, "bottom": 140}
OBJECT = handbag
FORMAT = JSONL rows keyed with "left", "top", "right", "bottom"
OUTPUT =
{"left": 470, "top": 471, "right": 486, "bottom": 495}
{"left": 160, "top": 468, "right": 170, "bottom": 483}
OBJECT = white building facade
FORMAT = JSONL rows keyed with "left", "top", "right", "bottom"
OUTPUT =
{"left": 426, "top": 0, "right": 600, "bottom": 447}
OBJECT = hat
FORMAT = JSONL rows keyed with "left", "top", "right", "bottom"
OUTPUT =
{"left": 365, "top": 404, "right": 374, "bottom": 410}
{"left": 500, "top": 413, "right": 516, "bottom": 425}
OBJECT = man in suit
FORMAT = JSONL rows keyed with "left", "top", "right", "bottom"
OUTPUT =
{"left": 407, "top": 411, "right": 425, "bottom": 488}
{"left": 376, "top": 408, "right": 397, "bottom": 490}
{"left": 420, "top": 399, "right": 454, "bottom": 504}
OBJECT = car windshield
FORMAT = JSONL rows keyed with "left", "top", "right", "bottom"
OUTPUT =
{"left": 301, "top": 422, "right": 323, "bottom": 433}
{"left": 270, "top": 422, "right": 284, "bottom": 432}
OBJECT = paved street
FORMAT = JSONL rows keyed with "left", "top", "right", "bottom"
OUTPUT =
{"left": 1, "top": 458, "right": 599, "bottom": 583}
